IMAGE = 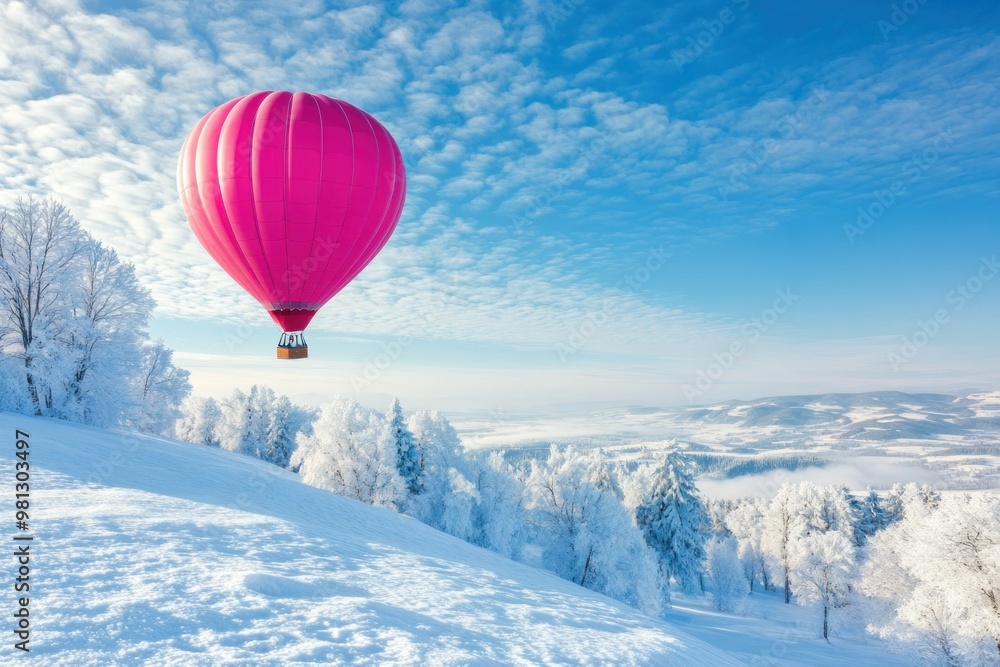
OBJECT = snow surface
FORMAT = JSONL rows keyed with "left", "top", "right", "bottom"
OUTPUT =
{"left": 1, "top": 412, "right": 750, "bottom": 666}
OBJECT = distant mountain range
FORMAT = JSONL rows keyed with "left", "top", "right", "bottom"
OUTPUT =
{"left": 677, "top": 391, "right": 1000, "bottom": 441}
{"left": 459, "top": 391, "right": 1000, "bottom": 490}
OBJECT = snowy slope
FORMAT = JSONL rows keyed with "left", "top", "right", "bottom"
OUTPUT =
{"left": 0, "top": 412, "right": 745, "bottom": 666}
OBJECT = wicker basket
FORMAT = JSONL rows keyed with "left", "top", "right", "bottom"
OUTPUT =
{"left": 277, "top": 346, "right": 308, "bottom": 360}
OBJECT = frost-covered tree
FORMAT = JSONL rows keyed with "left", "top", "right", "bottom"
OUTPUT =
{"left": 793, "top": 531, "right": 856, "bottom": 640}
{"left": 216, "top": 385, "right": 308, "bottom": 468}
{"left": 635, "top": 448, "right": 708, "bottom": 594}
{"left": 132, "top": 341, "right": 191, "bottom": 435}
{"left": 292, "top": 395, "right": 404, "bottom": 509}
{"left": 65, "top": 238, "right": 160, "bottom": 425}
{"left": 387, "top": 398, "right": 421, "bottom": 496}
{"left": 707, "top": 498, "right": 736, "bottom": 536}
{"left": 406, "top": 410, "right": 473, "bottom": 529}
{"left": 0, "top": 354, "right": 31, "bottom": 413}
{"left": 883, "top": 482, "right": 941, "bottom": 524}
{"left": 705, "top": 535, "right": 749, "bottom": 613}
{"left": 853, "top": 486, "right": 891, "bottom": 546}
{"left": 762, "top": 484, "right": 806, "bottom": 604}
{"left": 174, "top": 396, "right": 222, "bottom": 447}
{"left": 787, "top": 482, "right": 856, "bottom": 541}
{"left": 0, "top": 196, "right": 189, "bottom": 429}
{"left": 0, "top": 197, "right": 82, "bottom": 411}
{"left": 524, "top": 446, "right": 662, "bottom": 615}
{"left": 862, "top": 494, "right": 1000, "bottom": 665}
{"left": 726, "top": 499, "right": 771, "bottom": 592}
{"left": 397, "top": 411, "right": 524, "bottom": 557}
{"left": 469, "top": 451, "right": 525, "bottom": 559}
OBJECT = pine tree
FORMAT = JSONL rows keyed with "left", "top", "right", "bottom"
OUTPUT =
{"left": 853, "top": 486, "right": 889, "bottom": 545}
{"left": 634, "top": 448, "right": 708, "bottom": 594}
{"left": 213, "top": 385, "right": 307, "bottom": 468}
{"left": 387, "top": 398, "right": 421, "bottom": 495}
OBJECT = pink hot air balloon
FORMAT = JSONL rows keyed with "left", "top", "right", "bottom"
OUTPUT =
{"left": 177, "top": 91, "right": 406, "bottom": 359}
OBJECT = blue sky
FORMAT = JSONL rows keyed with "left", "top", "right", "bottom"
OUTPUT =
{"left": 0, "top": 0, "right": 997, "bottom": 411}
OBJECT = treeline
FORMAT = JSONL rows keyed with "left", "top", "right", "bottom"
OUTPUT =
{"left": 708, "top": 483, "right": 1000, "bottom": 664}
{"left": 173, "top": 389, "right": 1000, "bottom": 665}
{"left": 686, "top": 452, "right": 827, "bottom": 478}
{"left": 173, "top": 390, "right": 708, "bottom": 616}
{"left": 0, "top": 197, "right": 190, "bottom": 431}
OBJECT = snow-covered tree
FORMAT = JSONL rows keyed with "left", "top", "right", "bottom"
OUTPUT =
{"left": 762, "top": 484, "right": 806, "bottom": 604}
{"left": 469, "top": 451, "right": 525, "bottom": 559}
{"left": 0, "top": 196, "right": 189, "bottom": 429}
{"left": 705, "top": 535, "right": 749, "bottom": 612}
{"left": 387, "top": 398, "right": 421, "bottom": 496}
{"left": 0, "top": 197, "right": 82, "bottom": 412}
{"left": 394, "top": 410, "right": 525, "bottom": 557}
{"left": 0, "top": 354, "right": 31, "bottom": 413}
{"left": 883, "top": 482, "right": 941, "bottom": 524}
{"left": 862, "top": 494, "right": 1000, "bottom": 665}
{"left": 174, "top": 396, "right": 222, "bottom": 447}
{"left": 131, "top": 341, "right": 191, "bottom": 435}
{"left": 853, "top": 486, "right": 891, "bottom": 546}
{"left": 793, "top": 531, "right": 856, "bottom": 640}
{"left": 292, "top": 395, "right": 404, "bottom": 509}
{"left": 405, "top": 410, "right": 474, "bottom": 528}
{"left": 524, "top": 446, "right": 662, "bottom": 615}
{"left": 634, "top": 448, "right": 708, "bottom": 594}
{"left": 726, "top": 499, "right": 771, "bottom": 592}
{"left": 65, "top": 238, "right": 159, "bottom": 425}
{"left": 707, "top": 498, "right": 736, "bottom": 536}
{"left": 216, "top": 385, "right": 309, "bottom": 468}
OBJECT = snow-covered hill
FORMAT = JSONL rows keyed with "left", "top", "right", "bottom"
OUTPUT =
{"left": 0, "top": 411, "right": 746, "bottom": 666}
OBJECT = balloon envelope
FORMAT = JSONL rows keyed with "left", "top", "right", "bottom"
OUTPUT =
{"left": 177, "top": 91, "right": 406, "bottom": 333}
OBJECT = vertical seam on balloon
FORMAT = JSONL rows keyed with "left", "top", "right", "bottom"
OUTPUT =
{"left": 247, "top": 92, "right": 282, "bottom": 314}
{"left": 318, "top": 118, "right": 398, "bottom": 301}
{"left": 307, "top": 97, "right": 357, "bottom": 305}
{"left": 314, "top": 106, "right": 383, "bottom": 304}
{"left": 299, "top": 93, "right": 324, "bottom": 307}
{"left": 188, "top": 101, "right": 271, "bottom": 307}
{"left": 324, "top": 123, "right": 399, "bottom": 300}
{"left": 282, "top": 93, "right": 293, "bottom": 310}
{"left": 209, "top": 94, "right": 277, "bottom": 307}
{"left": 334, "top": 155, "right": 402, "bottom": 296}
